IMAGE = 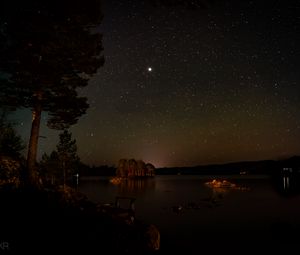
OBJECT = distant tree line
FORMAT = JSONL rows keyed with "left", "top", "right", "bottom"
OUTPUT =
{"left": 155, "top": 157, "right": 300, "bottom": 175}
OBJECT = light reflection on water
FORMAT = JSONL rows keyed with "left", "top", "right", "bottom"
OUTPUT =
{"left": 79, "top": 175, "right": 300, "bottom": 252}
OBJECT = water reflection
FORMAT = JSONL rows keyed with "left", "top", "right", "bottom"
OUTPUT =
{"left": 270, "top": 166, "right": 300, "bottom": 196}
{"left": 283, "top": 175, "right": 290, "bottom": 190}
{"left": 110, "top": 178, "right": 156, "bottom": 194}
{"left": 277, "top": 167, "right": 300, "bottom": 195}
{"left": 170, "top": 179, "right": 250, "bottom": 213}
{"left": 79, "top": 175, "right": 300, "bottom": 253}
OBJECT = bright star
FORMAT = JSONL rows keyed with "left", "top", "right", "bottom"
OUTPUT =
{"left": 148, "top": 67, "right": 152, "bottom": 72}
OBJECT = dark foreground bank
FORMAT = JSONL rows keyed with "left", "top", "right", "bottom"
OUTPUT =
{"left": 0, "top": 185, "right": 159, "bottom": 255}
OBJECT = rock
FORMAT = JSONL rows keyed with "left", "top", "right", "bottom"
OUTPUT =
{"left": 144, "top": 224, "right": 160, "bottom": 251}
{"left": 172, "top": 205, "right": 183, "bottom": 213}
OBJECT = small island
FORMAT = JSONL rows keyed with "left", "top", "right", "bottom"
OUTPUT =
{"left": 115, "top": 159, "right": 155, "bottom": 178}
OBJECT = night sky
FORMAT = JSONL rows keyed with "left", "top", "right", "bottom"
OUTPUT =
{"left": 12, "top": 0, "right": 300, "bottom": 167}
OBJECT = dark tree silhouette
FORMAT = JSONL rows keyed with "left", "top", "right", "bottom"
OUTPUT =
{"left": 39, "top": 151, "right": 60, "bottom": 185}
{"left": 0, "top": 1, "right": 104, "bottom": 185}
{"left": 0, "top": 111, "right": 25, "bottom": 187}
{"left": 0, "top": 111, "right": 25, "bottom": 159}
{"left": 40, "top": 130, "right": 79, "bottom": 186}
{"left": 56, "top": 130, "right": 79, "bottom": 187}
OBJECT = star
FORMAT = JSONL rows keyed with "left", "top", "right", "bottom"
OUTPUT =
{"left": 10, "top": 0, "right": 299, "bottom": 168}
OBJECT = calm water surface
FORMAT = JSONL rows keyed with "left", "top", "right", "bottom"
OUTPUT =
{"left": 79, "top": 175, "right": 300, "bottom": 253}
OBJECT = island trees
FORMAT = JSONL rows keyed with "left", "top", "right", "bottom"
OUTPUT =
{"left": 0, "top": 1, "right": 104, "bottom": 185}
{"left": 116, "top": 159, "right": 155, "bottom": 177}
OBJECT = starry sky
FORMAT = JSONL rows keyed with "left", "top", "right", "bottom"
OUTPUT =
{"left": 11, "top": 0, "right": 300, "bottom": 167}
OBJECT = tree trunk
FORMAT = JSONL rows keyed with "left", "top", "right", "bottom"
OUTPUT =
{"left": 63, "top": 160, "right": 66, "bottom": 191}
{"left": 27, "top": 94, "right": 42, "bottom": 186}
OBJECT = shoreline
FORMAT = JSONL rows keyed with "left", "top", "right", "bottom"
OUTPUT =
{"left": 79, "top": 174, "right": 272, "bottom": 181}
{"left": 0, "top": 185, "right": 160, "bottom": 254}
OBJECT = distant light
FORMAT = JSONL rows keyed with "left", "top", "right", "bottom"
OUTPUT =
{"left": 148, "top": 67, "right": 152, "bottom": 72}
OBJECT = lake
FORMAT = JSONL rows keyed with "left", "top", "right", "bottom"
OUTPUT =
{"left": 78, "top": 175, "right": 300, "bottom": 254}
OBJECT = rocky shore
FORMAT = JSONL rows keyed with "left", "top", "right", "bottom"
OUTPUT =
{"left": 0, "top": 185, "right": 160, "bottom": 254}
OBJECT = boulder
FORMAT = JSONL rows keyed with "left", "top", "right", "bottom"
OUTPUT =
{"left": 144, "top": 224, "right": 160, "bottom": 251}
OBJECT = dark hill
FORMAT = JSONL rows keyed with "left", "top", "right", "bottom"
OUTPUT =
{"left": 155, "top": 156, "right": 300, "bottom": 175}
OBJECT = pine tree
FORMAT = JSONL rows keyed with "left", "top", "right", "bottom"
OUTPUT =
{"left": 0, "top": 111, "right": 25, "bottom": 186}
{"left": 56, "top": 130, "right": 79, "bottom": 187}
{"left": 39, "top": 151, "right": 60, "bottom": 185}
{"left": 0, "top": 111, "right": 25, "bottom": 158}
{"left": 0, "top": 1, "right": 104, "bottom": 185}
